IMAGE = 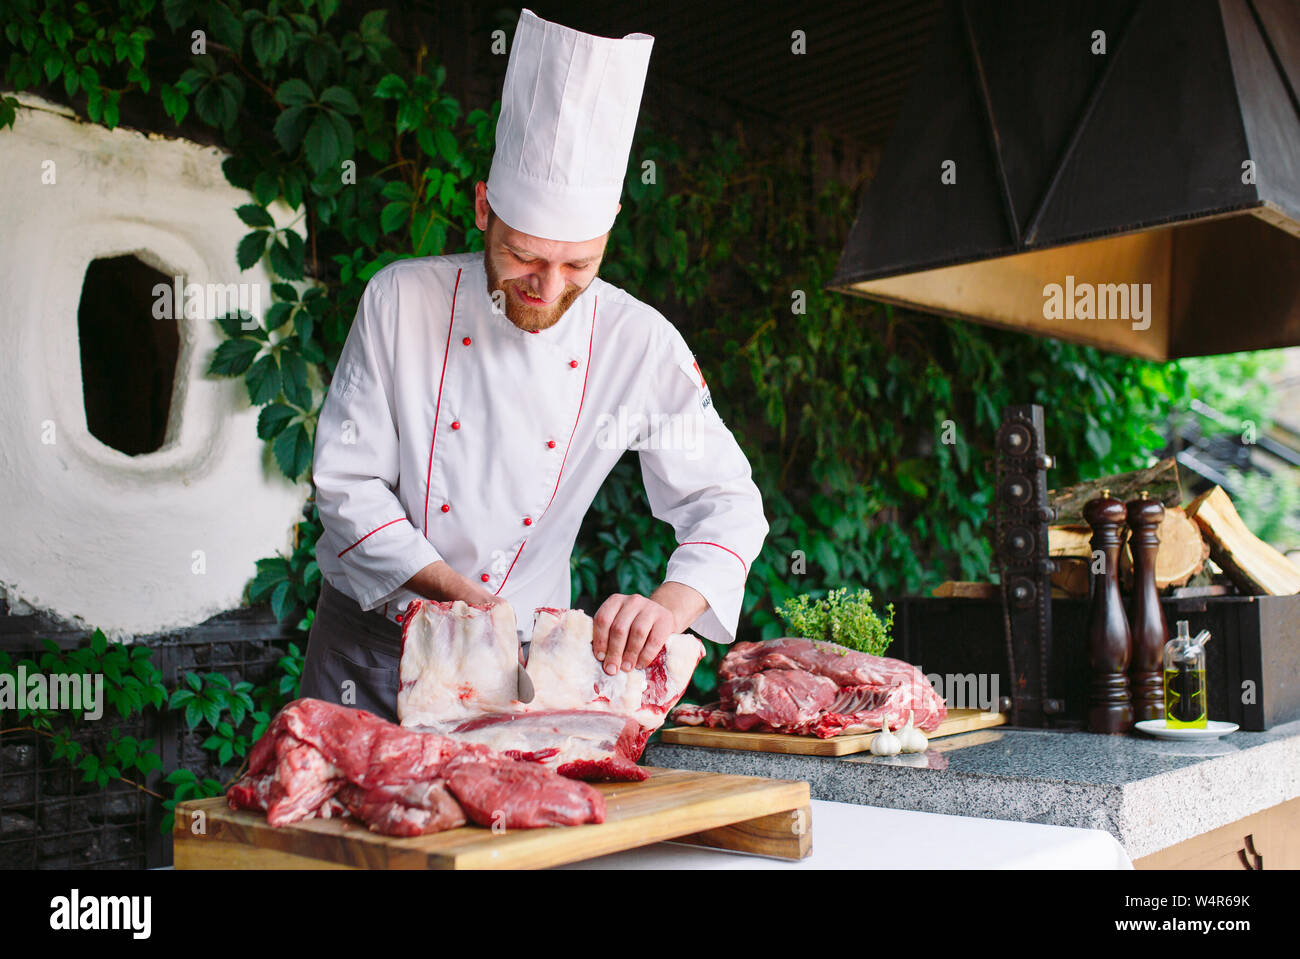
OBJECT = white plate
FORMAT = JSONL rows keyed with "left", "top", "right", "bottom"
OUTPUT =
{"left": 1134, "top": 719, "right": 1238, "bottom": 741}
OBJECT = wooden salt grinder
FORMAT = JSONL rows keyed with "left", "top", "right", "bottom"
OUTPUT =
{"left": 1085, "top": 491, "right": 1133, "bottom": 734}
{"left": 1127, "top": 492, "right": 1168, "bottom": 722}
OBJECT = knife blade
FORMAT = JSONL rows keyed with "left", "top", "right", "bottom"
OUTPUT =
{"left": 516, "top": 662, "right": 535, "bottom": 703}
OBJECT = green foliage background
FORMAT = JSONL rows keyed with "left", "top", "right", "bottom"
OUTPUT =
{"left": 2, "top": 1, "right": 1280, "bottom": 794}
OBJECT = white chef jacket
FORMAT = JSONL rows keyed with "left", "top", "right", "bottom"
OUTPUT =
{"left": 312, "top": 251, "right": 768, "bottom": 645}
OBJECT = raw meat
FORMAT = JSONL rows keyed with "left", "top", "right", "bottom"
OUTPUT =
{"left": 671, "top": 638, "right": 947, "bottom": 738}
{"left": 442, "top": 754, "right": 607, "bottom": 828}
{"left": 446, "top": 710, "right": 649, "bottom": 782}
{"left": 335, "top": 781, "right": 466, "bottom": 837}
{"left": 227, "top": 699, "right": 605, "bottom": 835}
{"left": 396, "top": 601, "right": 704, "bottom": 781}
{"left": 721, "top": 669, "right": 839, "bottom": 731}
{"left": 397, "top": 599, "right": 521, "bottom": 728}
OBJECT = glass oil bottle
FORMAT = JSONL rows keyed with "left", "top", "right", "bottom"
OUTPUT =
{"left": 1163, "top": 620, "right": 1209, "bottom": 729}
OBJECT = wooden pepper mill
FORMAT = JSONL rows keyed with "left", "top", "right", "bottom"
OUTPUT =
{"left": 1127, "top": 492, "right": 1168, "bottom": 722}
{"left": 1085, "top": 490, "right": 1133, "bottom": 733}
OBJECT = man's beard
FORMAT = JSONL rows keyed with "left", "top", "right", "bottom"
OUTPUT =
{"left": 483, "top": 253, "right": 585, "bottom": 333}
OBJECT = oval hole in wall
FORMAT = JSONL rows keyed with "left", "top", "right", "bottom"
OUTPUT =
{"left": 77, "top": 255, "right": 179, "bottom": 456}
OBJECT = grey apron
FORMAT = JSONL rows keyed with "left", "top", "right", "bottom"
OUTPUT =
{"left": 300, "top": 578, "right": 403, "bottom": 722}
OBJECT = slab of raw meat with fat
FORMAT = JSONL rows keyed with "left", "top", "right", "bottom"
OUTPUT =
{"left": 524, "top": 607, "right": 704, "bottom": 731}
{"left": 397, "top": 599, "right": 520, "bottom": 728}
{"left": 227, "top": 699, "right": 605, "bottom": 835}
{"left": 671, "top": 638, "right": 947, "bottom": 738}
{"left": 446, "top": 710, "right": 649, "bottom": 782}
{"left": 396, "top": 601, "right": 704, "bottom": 780}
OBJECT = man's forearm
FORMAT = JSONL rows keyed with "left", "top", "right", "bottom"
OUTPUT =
{"left": 649, "top": 580, "right": 709, "bottom": 633}
{"left": 403, "top": 561, "right": 500, "bottom": 606}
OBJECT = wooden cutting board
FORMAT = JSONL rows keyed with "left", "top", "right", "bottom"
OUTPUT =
{"left": 659, "top": 708, "right": 1007, "bottom": 756}
{"left": 173, "top": 767, "right": 811, "bottom": 869}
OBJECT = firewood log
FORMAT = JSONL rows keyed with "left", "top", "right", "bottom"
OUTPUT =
{"left": 1048, "top": 458, "right": 1182, "bottom": 526}
{"left": 1187, "top": 486, "right": 1300, "bottom": 595}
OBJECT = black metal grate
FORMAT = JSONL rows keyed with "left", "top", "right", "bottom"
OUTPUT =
{"left": 1, "top": 606, "right": 302, "bottom": 869}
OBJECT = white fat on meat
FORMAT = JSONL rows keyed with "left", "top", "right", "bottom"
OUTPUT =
{"left": 446, "top": 710, "right": 638, "bottom": 769}
{"left": 398, "top": 599, "right": 520, "bottom": 729}
{"left": 524, "top": 608, "right": 704, "bottom": 727}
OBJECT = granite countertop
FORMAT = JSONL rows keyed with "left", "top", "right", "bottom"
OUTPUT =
{"left": 644, "top": 719, "right": 1300, "bottom": 859}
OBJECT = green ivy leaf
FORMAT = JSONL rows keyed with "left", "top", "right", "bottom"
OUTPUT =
{"left": 237, "top": 230, "right": 268, "bottom": 270}
{"left": 237, "top": 204, "right": 275, "bottom": 228}
{"left": 280, "top": 349, "right": 311, "bottom": 408}
{"left": 273, "top": 421, "right": 314, "bottom": 479}
{"left": 257, "top": 402, "right": 297, "bottom": 439}
{"left": 209, "top": 338, "right": 262, "bottom": 376}
{"left": 245, "top": 352, "right": 281, "bottom": 405}
{"left": 250, "top": 17, "right": 290, "bottom": 66}
{"left": 320, "top": 85, "right": 359, "bottom": 115}
{"left": 380, "top": 201, "right": 409, "bottom": 234}
{"left": 208, "top": 2, "right": 244, "bottom": 53}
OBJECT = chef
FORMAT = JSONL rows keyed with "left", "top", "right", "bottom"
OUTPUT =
{"left": 301, "top": 9, "right": 768, "bottom": 720}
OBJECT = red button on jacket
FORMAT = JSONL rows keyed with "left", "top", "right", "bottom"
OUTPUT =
{"left": 569, "top": 360, "right": 579, "bottom": 368}
{"left": 451, "top": 421, "right": 460, "bottom": 430}
{"left": 480, "top": 573, "right": 490, "bottom": 582}
{"left": 441, "top": 504, "right": 450, "bottom": 513}
{"left": 462, "top": 337, "right": 471, "bottom": 346}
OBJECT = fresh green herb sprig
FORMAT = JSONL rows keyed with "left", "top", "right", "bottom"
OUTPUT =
{"left": 774, "top": 587, "right": 895, "bottom": 657}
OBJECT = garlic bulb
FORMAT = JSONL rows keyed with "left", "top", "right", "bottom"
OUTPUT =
{"left": 870, "top": 715, "right": 901, "bottom": 756}
{"left": 897, "top": 710, "right": 929, "bottom": 753}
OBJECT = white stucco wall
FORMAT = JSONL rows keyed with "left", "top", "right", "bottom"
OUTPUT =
{"left": 0, "top": 93, "right": 310, "bottom": 637}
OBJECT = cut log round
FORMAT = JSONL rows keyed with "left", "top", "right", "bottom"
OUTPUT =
{"left": 1050, "top": 507, "right": 1208, "bottom": 591}
{"left": 1142, "top": 507, "right": 1210, "bottom": 589}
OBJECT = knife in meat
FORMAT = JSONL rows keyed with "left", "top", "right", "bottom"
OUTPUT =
{"left": 516, "top": 663, "right": 535, "bottom": 703}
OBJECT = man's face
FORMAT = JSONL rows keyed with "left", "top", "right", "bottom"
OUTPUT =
{"left": 476, "top": 183, "right": 609, "bottom": 332}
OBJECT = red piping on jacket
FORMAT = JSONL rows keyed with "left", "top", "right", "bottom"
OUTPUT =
{"left": 495, "top": 297, "right": 598, "bottom": 595}
{"left": 544, "top": 297, "right": 597, "bottom": 513}
{"left": 494, "top": 541, "right": 526, "bottom": 597}
{"left": 679, "top": 540, "right": 748, "bottom": 574}
{"left": 338, "top": 517, "right": 408, "bottom": 557}
{"left": 422, "top": 267, "right": 462, "bottom": 535}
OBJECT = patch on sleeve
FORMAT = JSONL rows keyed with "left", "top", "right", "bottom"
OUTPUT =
{"left": 677, "top": 356, "right": 713, "bottom": 411}
{"left": 337, "top": 356, "right": 363, "bottom": 403}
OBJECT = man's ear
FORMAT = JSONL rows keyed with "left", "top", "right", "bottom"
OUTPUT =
{"left": 474, "top": 181, "right": 490, "bottom": 232}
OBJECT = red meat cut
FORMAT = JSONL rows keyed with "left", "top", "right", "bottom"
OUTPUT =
{"left": 671, "top": 638, "right": 947, "bottom": 738}
{"left": 441, "top": 754, "right": 607, "bottom": 828}
{"left": 228, "top": 699, "right": 605, "bottom": 835}
{"left": 335, "top": 781, "right": 466, "bottom": 837}
{"left": 722, "top": 669, "right": 840, "bottom": 731}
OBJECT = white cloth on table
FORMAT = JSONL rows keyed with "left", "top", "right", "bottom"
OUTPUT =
{"left": 555, "top": 798, "right": 1134, "bottom": 869}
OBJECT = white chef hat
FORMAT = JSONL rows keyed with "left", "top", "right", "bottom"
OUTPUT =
{"left": 485, "top": 9, "right": 654, "bottom": 243}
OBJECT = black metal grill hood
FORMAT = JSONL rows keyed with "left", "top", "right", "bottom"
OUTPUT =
{"left": 829, "top": 0, "right": 1300, "bottom": 360}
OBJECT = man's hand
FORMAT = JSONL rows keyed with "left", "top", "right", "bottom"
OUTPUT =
{"left": 592, "top": 582, "right": 707, "bottom": 675}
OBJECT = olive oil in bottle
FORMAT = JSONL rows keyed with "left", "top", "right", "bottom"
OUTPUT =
{"left": 1163, "top": 620, "right": 1209, "bottom": 729}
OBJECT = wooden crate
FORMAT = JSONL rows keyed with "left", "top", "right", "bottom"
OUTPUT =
{"left": 173, "top": 767, "right": 811, "bottom": 869}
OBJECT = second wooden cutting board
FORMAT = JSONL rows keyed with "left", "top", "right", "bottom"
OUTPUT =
{"left": 659, "top": 708, "right": 1006, "bottom": 756}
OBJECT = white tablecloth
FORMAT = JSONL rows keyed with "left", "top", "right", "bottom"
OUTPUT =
{"left": 556, "top": 799, "right": 1133, "bottom": 869}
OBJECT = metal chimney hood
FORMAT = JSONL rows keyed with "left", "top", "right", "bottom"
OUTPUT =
{"left": 829, "top": 0, "right": 1300, "bottom": 360}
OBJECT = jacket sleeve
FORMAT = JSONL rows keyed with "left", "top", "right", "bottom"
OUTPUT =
{"left": 312, "top": 279, "right": 443, "bottom": 610}
{"left": 636, "top": 324, "right": 769, "bottom": 644}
